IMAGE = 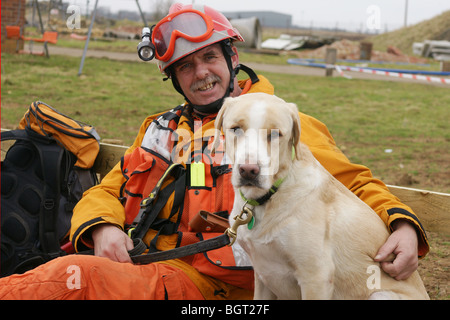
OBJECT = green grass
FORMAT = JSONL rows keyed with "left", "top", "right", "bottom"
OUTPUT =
{"left": 1, "top": 53, "right": 180, "bottom": 142}
{"left": 1, "top": 52, "right": 449, "bottom": 192}
{"left": 56, "top": 37, "right": 139, "bottom": 53}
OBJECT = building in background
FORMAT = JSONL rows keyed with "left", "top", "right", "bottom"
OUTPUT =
{"left": 223, "top": 11, "right": 292, "bottom": 29}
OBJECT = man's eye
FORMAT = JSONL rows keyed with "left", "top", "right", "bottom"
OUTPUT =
{"left": 179, "top": 63, "right": 191, "bottom": 72}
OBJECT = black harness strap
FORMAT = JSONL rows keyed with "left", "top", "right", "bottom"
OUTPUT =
{"left": 79, "top": 234, "right": 231, "bottom": 265}
{"left": 130, "top": 234, "right": 230, "bottom": 265}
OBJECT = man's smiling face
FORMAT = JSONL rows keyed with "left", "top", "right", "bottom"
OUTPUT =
{"left": 172, "top": 44, "right": 233, "bottom": 106}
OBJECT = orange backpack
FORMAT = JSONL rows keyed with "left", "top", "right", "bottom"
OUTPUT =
{"left": 18, "top": 101, "right": 100, "bottom": 168}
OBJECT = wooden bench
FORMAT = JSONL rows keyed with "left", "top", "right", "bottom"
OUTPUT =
{"left": 2, "top": 133, "right": 449, "bottom": 235}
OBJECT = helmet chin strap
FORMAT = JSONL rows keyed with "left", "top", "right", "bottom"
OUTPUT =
{"left": 168, "top": 40, "right": 259, "bottom": 115}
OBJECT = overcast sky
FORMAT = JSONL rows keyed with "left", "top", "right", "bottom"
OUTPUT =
{"left": 80, "top": 0, "right": 450, "bottom": 31}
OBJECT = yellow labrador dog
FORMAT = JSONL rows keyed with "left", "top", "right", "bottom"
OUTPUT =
{"left": 214, "top": 93, "right": 429, "bottom": 300}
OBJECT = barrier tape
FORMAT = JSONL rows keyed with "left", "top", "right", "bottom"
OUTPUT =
{"left": 293, "top": 58, "right": 431, "bottom": 67}
{"left": 337, "top": 65, "right": 450, "bottom": 85}
{"left": 287, "top": 59, "right": 450, "bottom": 85}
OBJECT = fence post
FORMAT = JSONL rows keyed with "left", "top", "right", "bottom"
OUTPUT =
{"left": 325, "top": 48, "right": 337, "bottom": 77}
{"left": 360, "top": 42, "right": 373, "bottom": 61}
{"left": 441, "top": 61, "right": 450, "bottom": 72}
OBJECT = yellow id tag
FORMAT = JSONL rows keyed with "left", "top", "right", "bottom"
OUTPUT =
{"left": 190, "top": 161, "right": 205, "bottom": 187}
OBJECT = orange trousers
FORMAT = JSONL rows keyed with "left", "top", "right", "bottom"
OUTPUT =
{"left": 0, "top": 255, "right": 205, "bottom": 300}
{"left": 0, "top": 255, "right": 253, "bottom": 300}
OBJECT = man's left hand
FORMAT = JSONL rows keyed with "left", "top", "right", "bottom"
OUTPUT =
{"left": 374, "top": 220, "right": 419, "bottom": 280}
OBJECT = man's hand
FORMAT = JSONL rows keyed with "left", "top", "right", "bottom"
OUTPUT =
{"left": 92, "top": 224, "right": 134, "bottom": 263}
{"left": 374, "top": 220, "right": 419, "bottom": 280}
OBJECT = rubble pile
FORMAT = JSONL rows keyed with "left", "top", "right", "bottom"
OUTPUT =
{"left": 103, "top": 26, "right": 141, "bottom": 39}
{"left": 293, "top": 39, "right": 428, "bottom": 63}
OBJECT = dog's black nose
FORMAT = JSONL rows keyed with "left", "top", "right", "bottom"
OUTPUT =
{"left": 239, "top": 164, "right": 260, "bottom": 180}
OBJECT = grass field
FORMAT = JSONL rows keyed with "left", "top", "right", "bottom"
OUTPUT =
{"left": 2, "top": 52, "right": 448, "bottom": 193}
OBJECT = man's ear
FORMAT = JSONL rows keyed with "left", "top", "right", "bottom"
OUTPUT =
{"left": 230, "top": 45, "right": 239, "bottom": 69}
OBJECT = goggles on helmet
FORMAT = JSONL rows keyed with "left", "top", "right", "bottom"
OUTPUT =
{"left": 152, "top": 9, "right": 215, "bottom": 62}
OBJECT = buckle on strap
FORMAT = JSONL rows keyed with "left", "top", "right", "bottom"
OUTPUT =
{"left": 225, "top": 202, "right": 254, "bottom": 246}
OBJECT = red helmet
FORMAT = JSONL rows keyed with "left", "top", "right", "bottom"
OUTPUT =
{"left": 152, "top": 3, "right": 244, "bottom": 74}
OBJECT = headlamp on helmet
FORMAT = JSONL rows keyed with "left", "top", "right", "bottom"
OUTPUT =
{"left": 137, "top": 27, "right": 156, "bottom": 61}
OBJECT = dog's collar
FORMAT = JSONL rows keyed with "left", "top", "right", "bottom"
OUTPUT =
{"left": 239, "top": 177, "right": 286, "bottom": 207}
{"left": 238, "top": 178, "right": 285, "bottom": 230}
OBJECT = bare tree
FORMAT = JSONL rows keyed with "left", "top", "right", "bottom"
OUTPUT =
{"left": 151, "top": 0, "right": 174, "bottom": 21}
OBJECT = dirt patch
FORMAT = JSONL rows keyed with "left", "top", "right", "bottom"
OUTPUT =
{"left": 418, "top": 231, "right": 449, "bottom": 300}
{"left": 390, "top": 152, "right": 450, "bottom": 194}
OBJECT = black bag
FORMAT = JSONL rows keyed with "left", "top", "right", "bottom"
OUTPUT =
{"left": 1, "top": 101, "right": 100, "bottom": 277}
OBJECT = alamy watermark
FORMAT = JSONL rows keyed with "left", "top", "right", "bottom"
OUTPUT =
{"left": 366, "top": 264, "right": 382, "bottom": 290}
{"left": 64, "top": 5, "right": 383, "bottom": 34}
{"left": 66, "top": 5, "right": 81, "bottom": 30}
{"left": 156, "top": 124, "right": 282, "bottom": 176}
{"left": 64, "top": 263, "right": 383, "bottom": 291}
{"left": 366, "top": 5, "right": 381, "bottom": 31}
{"left": 66, "top": 265, "right": 81, "bottom": 289}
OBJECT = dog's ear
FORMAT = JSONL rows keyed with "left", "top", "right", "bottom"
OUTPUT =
{"left": 288, "top": 102, "right": 302, "bottom": 160}
{"left": 212, "top": 97, "right": 233, "bottom": 154}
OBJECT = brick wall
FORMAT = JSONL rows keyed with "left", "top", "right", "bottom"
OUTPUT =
{"left": 1, "top": 0, "right": 26, "bottom": 45}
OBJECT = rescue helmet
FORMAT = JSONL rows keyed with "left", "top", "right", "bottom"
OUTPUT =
{"left": 152, "top": 3, "right": 244, "bottom": 74}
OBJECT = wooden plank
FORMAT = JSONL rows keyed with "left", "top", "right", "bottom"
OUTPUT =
{"left": 93, "top": 143, "right": 128, "bottom": 179}
{"left": 1, "top": 139, "right": 15, "bottom": 161}
{"left": 388, "top": 185, "right": 450, "bottom": 235}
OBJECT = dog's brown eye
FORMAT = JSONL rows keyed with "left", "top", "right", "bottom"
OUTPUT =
{"left": 231, "top": 126, "right": 243, "bottom": 136}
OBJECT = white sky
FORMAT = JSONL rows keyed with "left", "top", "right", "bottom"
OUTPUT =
{"left": 72, "top": 0, "right": 450, "bottom": 31}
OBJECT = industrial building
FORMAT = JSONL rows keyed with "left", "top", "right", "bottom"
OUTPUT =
{"left": 223, "top": 11, "right": 292, "bottom": 29}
